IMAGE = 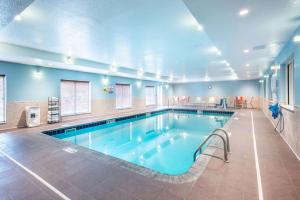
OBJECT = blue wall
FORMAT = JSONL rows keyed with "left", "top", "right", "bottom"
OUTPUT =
{"left": 264, "top": 26, "right": 300, "bottom": 106}
{"left": 0, "top": 61, "right": 171, "bottom": 103}
{"left": 173, "top": 80, "right": 260, "bottom": 97}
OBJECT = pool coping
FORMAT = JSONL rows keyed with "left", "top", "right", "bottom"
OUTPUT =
{"left": 41, "top": 108, "right": 237, "bottom": 184}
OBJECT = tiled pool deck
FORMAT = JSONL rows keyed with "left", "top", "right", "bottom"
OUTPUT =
{"left": 0, "top": 109, "right": 299, "bottom": 200}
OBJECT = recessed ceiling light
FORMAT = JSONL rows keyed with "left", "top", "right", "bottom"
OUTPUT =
{"left": 270, "top": 65, "right": 280, "bottom": 70}
{"left": 210, "top": 46, "right": 221, "bottom": 55}
{"left": 231, "top": 73, "right": 238, "bottom": 80}
{"left": 293, "top": 35, "right": 300, "bottom": 43}
{"left": 246, "top": 63, "right": 250, "bottom": 67}
{"left": 137, "top": 68, "right": 144, "bottom": 77}
{"left": 197, "top": 24, "right": 204, "bottom": 31}
{"left": 136, "top": 81, "right": 142, "bottom": 88}
{"left": 204, "top": 74, "right": 210, "bottom": 81}
{"left": 239, "top": 9, "right": 249, "bottom": 16}
{"left": 243, "top": 49, "right": 250, "bottom": 53}
{"left": 156, "top": 73, "right": 160, "bottom": 79}
{"left": 269, "top": 43, "right": 278, "bottom": 48}
{"left": 14, "top": 15, "right": 22, "bottom": 21}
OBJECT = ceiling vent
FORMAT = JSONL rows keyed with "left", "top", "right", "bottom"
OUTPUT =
{"left": 252, "top": 44, "right": 266, "bottom": 51}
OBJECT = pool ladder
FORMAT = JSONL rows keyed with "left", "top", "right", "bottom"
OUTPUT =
{"left": 193, "top": 128, "right": 230, "bottom": 163}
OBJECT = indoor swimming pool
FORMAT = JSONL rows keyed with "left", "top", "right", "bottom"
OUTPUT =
{"left": 50, "top": 110, "right": 232, "bottom": 175}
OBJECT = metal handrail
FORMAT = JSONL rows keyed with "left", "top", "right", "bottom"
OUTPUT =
{"left": 213, "top": 128, "right": 230, "bottom": 153}
{"left": 193, "top": 133, "right": 228, "bottom": 163}
{"left": 65, "top": 128, "right": 76, "bottom": 134}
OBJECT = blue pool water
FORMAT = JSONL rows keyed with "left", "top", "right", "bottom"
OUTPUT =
{"left": 54, "top": 110, "right": 231, "bottom": 175}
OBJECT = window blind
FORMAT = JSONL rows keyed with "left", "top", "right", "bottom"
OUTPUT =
{"left": 115, "top": 84, "right": 132, "bottom": 109}
{"left": 61, "top": 80, "right": 90, "bottom": 116}
{"left": 145, "top": 86, "right": 156, "bottom": 105}
{"left": 0, "top": 76, "right": 5, "bottom": 122}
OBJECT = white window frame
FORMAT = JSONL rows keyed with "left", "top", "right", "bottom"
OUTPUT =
{"left": 115, "top": 84, "right": 132, "bottom": 109}
{"left": 60, "top": 80, "right": 91, "bottom": 116}
{"left": 145, "top": 86, "right": 156, "bottom": 106}
{"left": 286, "top": 59, "right": 294, "bottom": 106}
{"left": 0, "top": 75, "right": 6, "bottom": 123}
{"left": 157, "top": 85, "right": 163, "bottom": 106}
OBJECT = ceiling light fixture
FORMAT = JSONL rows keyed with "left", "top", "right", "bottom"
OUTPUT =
{"left": 269, "top": 43, "right": 279, "bottom": 48}
{"left": 231, "top": 73, "right": 239, "bottom": 80}
{"left": 211, "top": 47, "right": 221, "bottom": 55}
{"left": 14, "top": 15, "right": 22, "bottom": 21}
{"left": 136, "top": 80, "right": 142, "bottom": 88}
{"left": 197, "top": 24, "right": 204, "bottom": 31}
{"left": 101, "top": 77, "right": 109, "bottom": 85}
{"left": 137, "top": 68, "right": 144, "bottom": 77}
{"left": 243, "top": 49, "right": 250, "bottom": 54}
{"left": 270, "top": 65, "right": 280, "bottom": 70}
{"left": 263, "top": 75, "right": 269, "bottom": 78}
{"left": 246, "top": 63, "right": 250, "bottom": 67}
{"left": 156, "top": 72, "right": 161, "bottom": 79}
{"left": 225, "top": 61, "right": 230, "bottom": 66}
{"left": 204, "top": 74, "right": 210, "bottom": 82}
{"left": 65, "top": 56, "right": 73, "bottom": 65}
{"left": 293, "top": 35, "right": 300, "bottom": 43}
{"left": 239, "top": 9, "right": 249, "bottom": 16}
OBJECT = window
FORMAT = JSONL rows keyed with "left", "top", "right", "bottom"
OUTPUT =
{"left": 286, "top": 60, "right": 294, "bottom": 106}
{"left": 61, "top": 80, "right": 91, "bottom": 116}
{"left": 145, "top": 86, "right": 156, "bottom": 105}
{"left": 115, "top": 84, "right": 132, "bottom": 109}
{"left": 157, "top": 85, "right": 163, "bottom": 106}
{"left": 0, "top": 75, "right": 6, "bottom": 123}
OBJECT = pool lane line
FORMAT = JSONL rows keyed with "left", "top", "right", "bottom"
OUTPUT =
{"left": 0, "top": 149, "right": 71, "bottom": 200}
{"left": 250, "top": 111, "right": 264, "bottom": 200}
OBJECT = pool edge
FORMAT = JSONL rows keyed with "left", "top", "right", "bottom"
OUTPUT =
{"left": 41, "top": 108, "right": 237, "bottom": 184}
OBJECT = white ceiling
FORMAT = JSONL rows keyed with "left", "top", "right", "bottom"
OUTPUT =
{"left": 0, "top": 0, "right": 34, "bottom": 28}
{"left": 183, "top": 0, "right": 300, "bottom": 80}
{"left": 0, "top": 0, "right": 299, "bottom": 82}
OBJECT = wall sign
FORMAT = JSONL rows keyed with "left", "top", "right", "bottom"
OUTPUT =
{"left": 103, "top": 85, "right": 114, "bottom": 94}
